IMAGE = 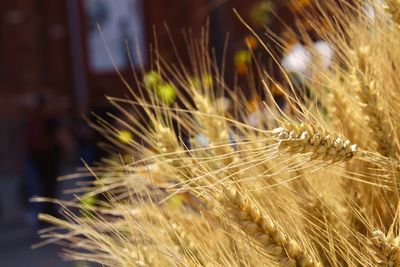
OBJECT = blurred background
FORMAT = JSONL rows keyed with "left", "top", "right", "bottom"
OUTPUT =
{"left": 0, "top": 0, "right": 317, "bottom": 266}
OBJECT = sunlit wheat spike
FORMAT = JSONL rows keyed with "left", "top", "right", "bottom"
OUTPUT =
{"left": 385, "top": 0, "right": 400, "bottom": 25}
{"left": 224, "top": 188, "right": 320, "bottom": 267}
{"left": 369, "top": 230, "right": 400, "bottom": 267}
{"left": 355, "top": 46, "right": 397, "bottom": 158}
{"left": 271, "top": 122, "right": 358, "bottom": 163}
{"left": 34, "top": 0, "right": 400, "bottom": 266}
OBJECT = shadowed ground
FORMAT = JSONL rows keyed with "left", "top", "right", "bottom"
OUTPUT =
{"left": 0, "top": 174, "right": 94, "bottom": 267}
{"left": 0, "top": 218, "right": 74, "bottom": 267}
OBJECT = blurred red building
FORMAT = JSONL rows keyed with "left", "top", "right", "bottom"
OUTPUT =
{"left": 0, "top": 0, "right": 258, "bottom": 112}
{"left": 0, "top": 0, "right": 261, "bottom": 179}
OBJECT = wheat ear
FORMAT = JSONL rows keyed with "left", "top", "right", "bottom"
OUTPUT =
{"left": 385, "top": 0, "right": 400, "bottom": 25}
{"left": 355, "top": 46, "right": 396, "bottom": 157}
{"left": 153, "top": 122, "right": 181, "bottom": 154}
{"left": 272, "top": 122, "right": 358, "bottom": 163}
{"left": 369, "top": 230, "right": 400, "bottom": 267}
{"left": 192, "top": 92, "right": 236, "bottom": 159}
{"left": 224, "top": 188, "right": 320, "bottom": 267}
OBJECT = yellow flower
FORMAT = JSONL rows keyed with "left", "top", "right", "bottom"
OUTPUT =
{"left": 156, "top": 83, "right": 177, "bottom": 105}
{"left": 81, "top": 193, "right": 96, "bottom": 208}
{"left": 117, "top": 130, "right": 133, "bottom": 144}
{"left": 143, "top": 70, "right": 161, "bottom": 89}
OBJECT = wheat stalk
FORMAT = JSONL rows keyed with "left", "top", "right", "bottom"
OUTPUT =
{"left": 33, "top": 1, "right": 400, "bottom": 266}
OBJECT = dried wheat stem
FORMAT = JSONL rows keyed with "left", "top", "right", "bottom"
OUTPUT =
{"left": 369, "top": 230, "right": 400, "bottom": 267}
{"left": 224, "top": 188, "right": 320, "bottom": 267}
{"left": 272, "top": 122, "right": 358, "bottom": 163}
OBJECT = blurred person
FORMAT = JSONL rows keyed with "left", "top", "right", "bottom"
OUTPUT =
{"left": 24, "top": 94, "right": 62, "bottom": 223}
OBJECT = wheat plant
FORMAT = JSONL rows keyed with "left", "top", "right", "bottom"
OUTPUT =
{"left": 35, "top": 0, "right": 400, "bottom": 266}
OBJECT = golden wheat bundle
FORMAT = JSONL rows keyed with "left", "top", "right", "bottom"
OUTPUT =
{"left": 34, "top": 0, "right": 400, "bottom": 266}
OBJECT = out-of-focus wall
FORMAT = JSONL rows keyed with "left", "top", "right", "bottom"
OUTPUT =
{"left": 0, "top": 0, "right": 275, "bottom": 186}
{"left": 0, "top": 0, "right": 72, "bottom": 115}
